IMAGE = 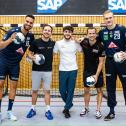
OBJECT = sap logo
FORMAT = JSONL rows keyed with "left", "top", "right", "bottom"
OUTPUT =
{"left": 37, "top": 0, "right": 67, "bottom": 13}
{"left": 108, "top": 0, "right": 126, "bottom": 13}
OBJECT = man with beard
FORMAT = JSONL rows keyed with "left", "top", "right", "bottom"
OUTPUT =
{"left": 0, "top": 15, "right": 35, "bottom": 122}
{"left": 26, "top": 25, "right": 55, "bottom": 120}
{"left": 53, "top": 26, "right": 82, "bottom": 118}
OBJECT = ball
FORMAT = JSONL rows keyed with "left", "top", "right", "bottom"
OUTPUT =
{"left": 33, "top": 54, "right": 45, "bottom": 65}
{"left": 113, "top": 52, "right": 124, "bottom": 63}
{"left": 13, "top": 32, "right": 25, "bottom": 44}
{"left": 86, "top": 76, "right": 96, "bottom": 87}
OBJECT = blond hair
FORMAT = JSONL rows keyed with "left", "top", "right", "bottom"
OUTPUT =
{"left": 103, "top": 10, "right": 113, "bottom": 16}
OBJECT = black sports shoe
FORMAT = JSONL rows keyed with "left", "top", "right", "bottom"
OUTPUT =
{"left": 104, "top": 113, "right": 115, "bottom": 121}
{"left": 80, "top": 108, "right": 89, "bottom": 117}
{"left": 63, "top": 109, "right": 71, "bottom": 118}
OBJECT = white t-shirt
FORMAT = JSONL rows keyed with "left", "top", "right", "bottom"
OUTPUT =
{"left": 53, "top": 39, "right": 82, "bottom": 71}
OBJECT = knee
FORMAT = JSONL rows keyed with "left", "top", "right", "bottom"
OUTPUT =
{"left": 97, "top": 88, "right": 103, "bottom": 94}
{"left": 84, "top": 88, "right": 90, "bottom": 94}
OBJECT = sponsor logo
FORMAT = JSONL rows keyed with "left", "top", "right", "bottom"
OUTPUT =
{"left": 16, "top": 47, "right": 24, "bottom": 55}
{"left": 108, "top": 42, "right": 118, "bottom": 48}
{"left": 37, "top": 0, "right": 67, "bottom": 13}
{"left": 108, "top": 0, "right": 126, "bottom": 13}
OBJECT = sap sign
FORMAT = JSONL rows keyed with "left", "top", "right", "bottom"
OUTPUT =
{"left": 108, "top": 0, "right": 126, "bottom": 13}
{"left": 37, "top": 0, "right": 67, "bottom": 13}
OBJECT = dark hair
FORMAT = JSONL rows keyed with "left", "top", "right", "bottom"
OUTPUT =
{"left": 63, "top": 26, "right": 74, "bottom": 32}
{"left": 43, "top": 24, "right": 53, "bottom": 32}
{"left": 25, "top": 15, "right": 35, "bottom": 20}
{"left": 87, "top": 27, "right": 97, "bottom": 34}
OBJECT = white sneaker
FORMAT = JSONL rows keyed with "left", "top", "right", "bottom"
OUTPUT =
{"left": 95, "top": 110, "right": 102, "bottom": 119}
{"left": 7, "top": 111, "right": 17, "bottom": 121}
{"left": 80, "top": 108, "right": 89, "bottom": 117}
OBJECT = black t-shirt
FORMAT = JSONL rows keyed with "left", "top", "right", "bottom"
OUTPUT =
{"left": 29, "top": 38, "right": 55, "bottom": 71}
{"left": 80, "top": 38, "right": 105, "bottom": 73}
{"left": 98, "top": 24, "right": 126, "bottom": 57}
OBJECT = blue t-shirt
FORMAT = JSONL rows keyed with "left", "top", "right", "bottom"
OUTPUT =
{"left": 98, "top": 24, "right": 126, "bottom": 57}
{"left": 0, "top": 27, "right": 34, "bottom": 64}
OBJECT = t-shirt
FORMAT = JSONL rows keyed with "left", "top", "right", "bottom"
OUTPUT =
{"left": 98, "top": 24, "right": 126, "bottom": 57}
{"left": 53, "top": 39, "right": 82, "bottom": 71}
{"left": 29, "top": 38, "right": 55, "bottom": 71}
{"left": 0, "top": 27, "right": 34, "bottom": 65}
{"left": 80, "top": 38, "right": 105, "bottom": 73}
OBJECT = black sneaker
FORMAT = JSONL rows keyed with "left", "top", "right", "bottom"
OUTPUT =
{"left": 80, "top": 108, "right": 89, "bottom": 117}
{"left": 63, "top": 109, "right": 71, "bottom": 118}
{"left": 104, "top": 113, "right": 115, "bottom": 121}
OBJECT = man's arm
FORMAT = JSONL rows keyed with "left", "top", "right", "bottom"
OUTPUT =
{"left": 0, "top": 33, "right": 16, "bottom": 49}
{"left": 94, "top": 57, "right": 105, "bottom": 82}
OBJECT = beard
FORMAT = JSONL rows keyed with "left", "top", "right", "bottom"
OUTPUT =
{"left": 64, "top": 35, "right": 71, "bottom": 40}
{"left": 23, "top": 24, "right": 32, "bottom": 31}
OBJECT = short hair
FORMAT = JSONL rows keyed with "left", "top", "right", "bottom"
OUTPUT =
{"left": 103, "top": 10, "right": 113, "bottom": 16}
{"left": 63, "top": 26, "right": 74, "bottom": 32}
{"left": 25, "top": 15, "right": 35, "bottom": 20}
{"left": 87, "top": 27, "right": 97, "bottom": 34}
{"left": 42, "top": 24, "right": 53, "bottom": 32}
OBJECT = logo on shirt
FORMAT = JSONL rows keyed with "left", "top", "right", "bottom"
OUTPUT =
{"left": 103, "top": 32, "right": 108, "bottom": 40}
{"left": 108, "top": 42, "right": 118, "bottom": 48}
{"left": 16, "top": 47, "right": 24, "bottom": 55}
{"left": 114, "top": 30, "right": 120, "bottom": 40}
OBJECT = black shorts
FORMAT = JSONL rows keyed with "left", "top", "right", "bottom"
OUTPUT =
{"left": 0, "top": 57, "right": 19, "bottom": 81}
{"left": 83, "top": 71, "right": 104, "bottom": 88}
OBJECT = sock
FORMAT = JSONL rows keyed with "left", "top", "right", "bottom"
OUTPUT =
{"left": 110, "top": 107, "right": 115, "bottom": 114}
{"left": 31, "top": 105, "right": 36, "bottom": 110}
{"left": 0, "top": 99, "right": 1, "bottom": 112}
{"left": 7, "top": 99, "right": 14, "bottom": 111}
{"left": 46, "top": 105, "right": 50, "bottom": 112}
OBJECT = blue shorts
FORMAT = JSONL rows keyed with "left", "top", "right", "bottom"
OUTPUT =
{"left": 0, "top": 57, "right": 20, "bottom": 81}
{"left": 83, "top": 71, "right": 104, "bottom": 88}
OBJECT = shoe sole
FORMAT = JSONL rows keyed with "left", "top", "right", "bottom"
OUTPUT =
{"left": 104, "top": 117, "right": 115, "bottom": 121}
{"left": 96, "top": 116, "right": 102, "bottom": 119}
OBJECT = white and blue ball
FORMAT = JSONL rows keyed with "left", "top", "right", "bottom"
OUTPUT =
{"left": 113, "top": 52, "right": 124, "bottom": 63}
{"left": 13, "top": 32, "right": 25, "bottom": 44}
{"left": 86, "top": 76, "right": 96, "bottom": 87}
{"left": 34, "top": 54, "right": 45, "bottom": 65}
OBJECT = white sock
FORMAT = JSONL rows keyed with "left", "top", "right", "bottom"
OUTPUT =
{"left": 31, "top": 105, "right": 36, "bottom": 110}
{"left": 46, "top": 105, "right": 50, "bottom": 112}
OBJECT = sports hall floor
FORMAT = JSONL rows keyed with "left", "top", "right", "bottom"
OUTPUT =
{"left": 1, "top": 91, "right": 126, "bottom": 126}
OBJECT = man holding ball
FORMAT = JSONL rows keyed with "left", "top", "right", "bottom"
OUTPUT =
{"left": 0, "top": 15, "right": 35, "bottom": 122}
{"left": 27, "top": 24, "right": 55, "bottom": 120}
{"left": 98, "top": 10, "right": 126, "bottom": 121}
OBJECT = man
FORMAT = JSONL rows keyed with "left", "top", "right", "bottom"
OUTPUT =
{"left": 98, "top": 10, "right": 126, "bottom": 121}
{"left": 53, "top": 26, "right": 82, "bottom": 118}
{"left": 0, "top": 15, "right": 35, "bottom": 122}
{"left": 78, "top": 27, "right": 105, "bottom": 119}
{"left": 26, "top": 25, "right": 55, "bottom": 120}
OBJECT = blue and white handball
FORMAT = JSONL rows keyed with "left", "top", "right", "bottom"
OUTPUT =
{"left": 13, "top": 32, "right": 25, "bottom": 44}
{"left": 33, "top": 54, "right": 45, "bottom": 65}
{"left": 86, "top": 76, "right": 96, "bottom": 87}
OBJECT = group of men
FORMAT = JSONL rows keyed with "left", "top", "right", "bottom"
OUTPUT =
{"left": 0, "top": 10, "right": 126, "bottom": 123}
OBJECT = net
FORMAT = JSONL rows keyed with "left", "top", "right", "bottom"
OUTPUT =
{"left": 0, "top": 25, "right": 107, "bottom": 98}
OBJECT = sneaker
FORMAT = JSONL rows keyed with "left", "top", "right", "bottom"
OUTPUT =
{"left": 80, "top": 108, "right": 89, "bottom": 117}
{"left": 64, "top": 109, "right": 71, "bottom": 118}
{"left": 26, "top": 109, "right": 36, "bottom": 118}
{"left": 95, "top": 111, "right": 102, "bottom": 119}
{"left": 7, "top": 111, "right": 17, "bottom": 121}
{"left": 45, "top": 110, "right": 53, "bottom": 120}
{"left": 104, "top": 113, "right": 115, "bottom": 121}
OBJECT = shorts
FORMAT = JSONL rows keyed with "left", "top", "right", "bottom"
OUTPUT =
{"left": 83, "top": 71, "right": 103, "bottom": 88}
{"left": 0, "top": 57, "right": 19, "bottom": 81}
{"left": 32, "top": 71, "right": 52, "bottom": 91}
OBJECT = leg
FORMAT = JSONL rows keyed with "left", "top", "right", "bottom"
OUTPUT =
{"left": 84, "top": 87, "right": 90, "bottom": 109}
{"left": 65, "top": 70, "right": 77, "bottom": 110}
{"left": 42, "top": 72, "right": 53, "bottom": 120}
{"left": 27, "top": 71, "right": 41, "bottom": 118}
{"left": 96, "top": 88, "right": 103, "bottom": 111}
{"left": 59, "top": 71, "right": 68, "bottom": 103}
{"left": 0, "top": 80, "right": 4, "bottom": 112}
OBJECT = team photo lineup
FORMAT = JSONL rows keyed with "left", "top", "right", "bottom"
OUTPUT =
{"left": 0, "top": 4, "right": 126, "bottom": 125}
